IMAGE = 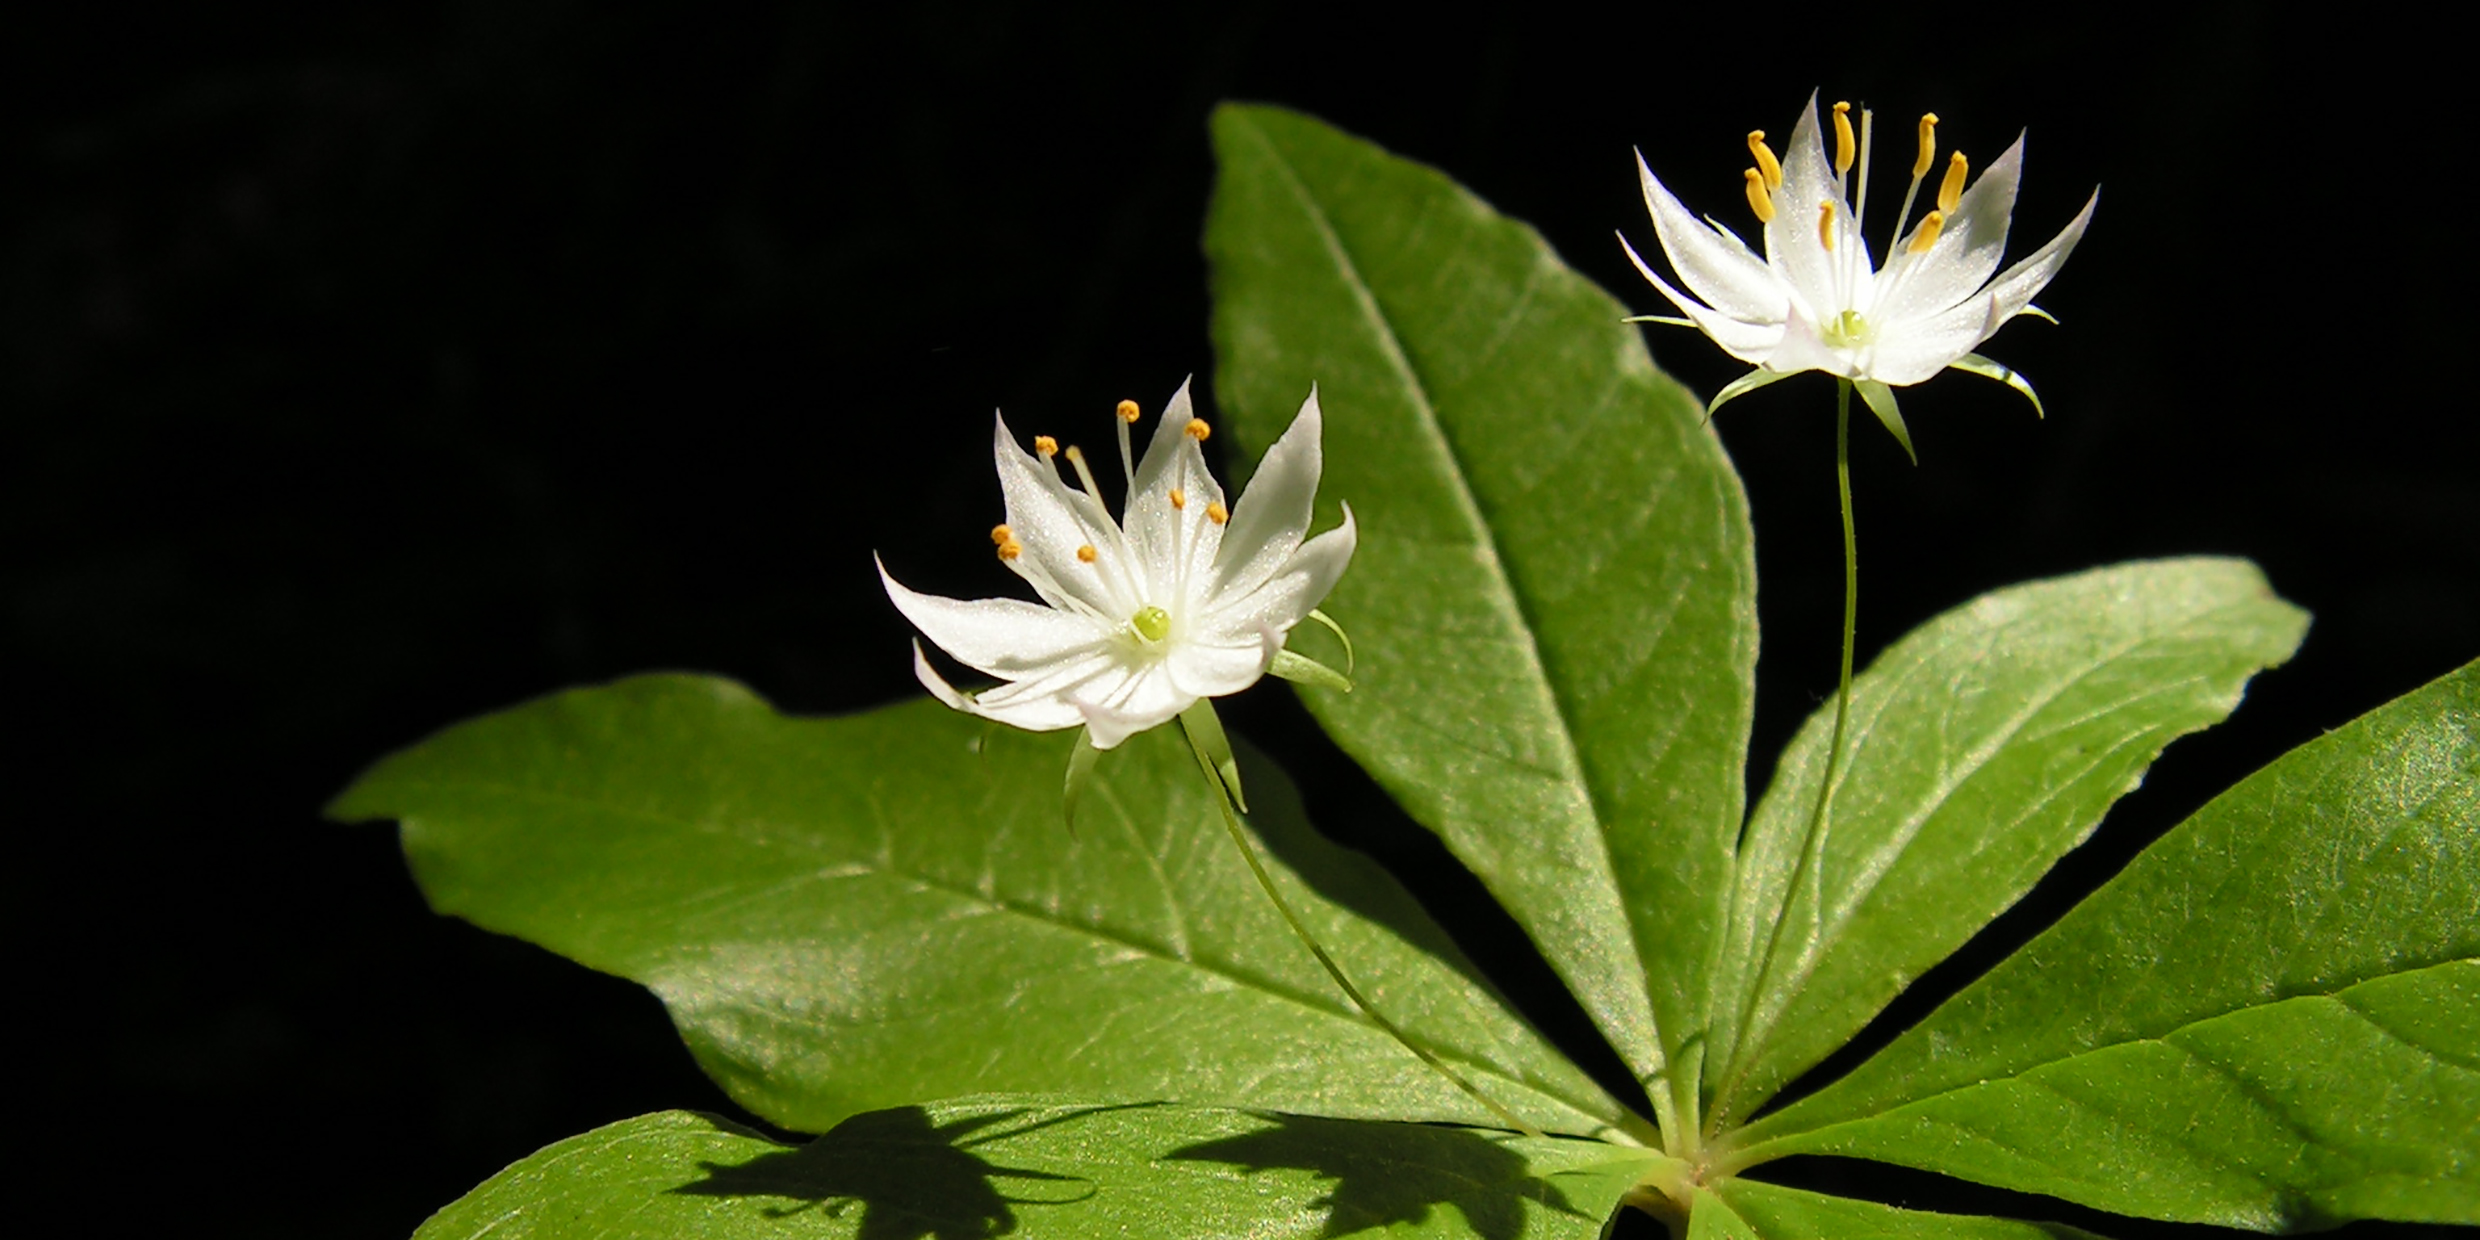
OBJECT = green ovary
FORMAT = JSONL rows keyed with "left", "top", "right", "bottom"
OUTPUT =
{"left": 1823, "top": 308, "right": 1872, "bottom": 348}
{"left": 1130, "top": 606, "right": 1172, "bottom": 642}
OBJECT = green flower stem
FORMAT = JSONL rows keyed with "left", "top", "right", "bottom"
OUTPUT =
{"left": 1711, "top": 379, "right": 1861, "bottom": 1139}
{"left": 1178, "top": 723, "right": 1548, "bottom": 1141}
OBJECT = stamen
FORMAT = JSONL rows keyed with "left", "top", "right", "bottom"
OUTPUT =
{"left": 1817, "top": 200, "right": 1837, "bottom": 252}
{"left": 1743, "top": 169, "right": 1776, "bottom": 223}
{"left": 996, "top": 538, "right": 1022, "bottom": 562}
{"left": 1033, "top": 435, "right": 1058, "bottom": 458}
{"left": 1938, "top": 151, "right": 1968, "bottom": 215}
{"left": 1115, "top": 399, "right": 1140, "bottom": 423}
{"left": 989, "top": 523, "right": 1013, "bottom": 547}
{"left": 1063, "top": 445, "right": 1105, "bottom": 499}
{"left": 1832, "top": 102, "right": 1856, "bottom": 174}
{"left": 1076, "top": 544, "right": 1097, "bottom": 563}
{"left": 1746, "top": 130, "right": 1783, "bottom": 190}
{"left": 1913, "top": 113, "right": 1939, "bottom": 178}
{"left": 1169, "top": 488, "right": 1187, "bottom": 510}
{"left": 1205, "top": 501, "right": 1228, "bottom": 525}
{"left": 1907, "top": 209, "right": 1946, "bottom": 254}
{"left": 1184, "top": 417, "right": 1211, "bottom": 441}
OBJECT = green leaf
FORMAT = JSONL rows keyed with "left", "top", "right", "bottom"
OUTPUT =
{"left": 1206, "top": 103, "right": 1757, "bottom": 1118}
{"left": 1711, "top": 1178, "right": 2102, "bottom": 1240}
{"left": 416, "top": 1100, "right": 1665, "bottom": 1240}
{"left": 1736, "top": 659, "right": 2480, "bottom": 1230}
{"left": 330, "top": 675, "right": 1632, "bottom": 1137}
{"left": 1704, "top": 558, "right": 2308, "bottom": 1127}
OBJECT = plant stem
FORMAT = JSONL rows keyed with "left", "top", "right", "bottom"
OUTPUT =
{"left": 1708, "top": 380, "right": 1861, "bottom": 1137}
{"left": 1179, "top": 728, "right": 1548, "bottom": 1142}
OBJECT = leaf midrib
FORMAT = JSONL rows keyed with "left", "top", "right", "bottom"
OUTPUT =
{"left": 1725, "top": 595, "right": 2279, "bottom": 1105}
{"left": 1229, "top": 108, "right": 1652, "bottom": 1061}
{"left": 1737, "top": 953, "right": 2480, "bottom": 1158}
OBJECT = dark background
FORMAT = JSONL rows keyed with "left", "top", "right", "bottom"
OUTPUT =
{"left": 8, "top": 3, "right": 2472, "bottom": 1236}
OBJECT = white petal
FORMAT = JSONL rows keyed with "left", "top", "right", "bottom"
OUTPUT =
{"left": 1165, "top": 626, "right": 1279, "bottom": 700}
{"left": 1210, "top": 387, "right": 1322, "bottom": 601}
{"left": 1872, "top": 133, "right": 2025, "bottom": 328}
{"left": 1072, "top": 665, "right": 1194, "bottom": 749}
{"left": 879, "top": 555, "right": 1111, "bottom": 678}
{"left": 910, "top": 640, "right": 978, "bottom": 712}
{"left": 1130, "top": 378, "right": 1197, "bottom": 498}
{"left": 1621, "top": 234, "right": 1786, "bottom": 364}
{"left": 911, "top": 639, "right": 1101, "bottom": 734}
{"left": 1636, "top": 151, "right": 1788, "bottom": 324}
{"left": 972, "top": 653, "right": 1126, "bottom": 733}
{"left": 1869, "top": 190, "right": 2096, "bottom": 386}
{"left": 1125, "top": 426, "right": 1227, "bottom": 610}
{"left": 1763, "top": 92, "right": 1843, "bottom": 312}
{"left": 991, "top": 412, "right": 1140, "bottom": 618}
{"left": 1206, "top": 504, "right": 1357, "bottom": 636}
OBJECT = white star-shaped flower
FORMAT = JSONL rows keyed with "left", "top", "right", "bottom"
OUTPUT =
{"left": 879, "top": 381, "right": 1355, "bottom": 750}
{"left": 1623, "top": 92, "right": 2097, "bottom": 455}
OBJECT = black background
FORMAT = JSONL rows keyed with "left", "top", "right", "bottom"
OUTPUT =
{"left": 8, "top": 3, "right": 2473, "bottom": 1236}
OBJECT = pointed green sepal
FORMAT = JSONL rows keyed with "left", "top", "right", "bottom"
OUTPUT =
{"left": 1855, "top": 378, "right": 1918, "bottom": 463}
{"left": 1704, "top": 367, "right": 1794, "bottom": 423}
{"left": 1177, "top": 698, "right": 1247, "bottom": 813}
{"left": 2019, "top": 303, "right": 2061, "bottom": 325}
{"left": 1061, "top": 726, "right": 1103, "bottom": 834}
{"left": 1621, "top": 314, "right": 1698, "bottom": 328}
{"left": 1305, "top": 608, "right": 1355, "bottom": 676}
{"left": 1951, "top": 352, "right": 2048, "bottom": 419}
{"left": 1270, "top": 648, "right": 1354, "bottom": 693}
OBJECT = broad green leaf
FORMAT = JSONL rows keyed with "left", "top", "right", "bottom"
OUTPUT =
{"left": 1711, "top": 1178, "right": 2102, "bottom": 1240}
{"left": 416, "top": 1099, "right": 1666, "bottom": 1240}
{"left": 1735, "top": 660, "right": 2480, "bottom": 1230}
{"left": 1704, "top": 559, "right": 2307, "bottom": 1127}
{"left": 1206, "top": 103, "right": 1757, "bottom": 1115}
{"left": 330, "top": 675, "right": 1631, "bottom": 1137}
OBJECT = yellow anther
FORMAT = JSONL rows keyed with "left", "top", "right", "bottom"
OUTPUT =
{"left": 1817, "top": 200, "right": 1837, "bottom": 252}
{"left": 1076, "top": 544, "right": 1097, "bottom": 563}
{"left": 1938, "top": 151, "right": 1968, "bottom": 214}
{"left": 1033, "top": 434, "right": 1058, "bottom": 457}
{"left": 989, "top": 523, "right": 1013, "bottom": 547}
{"left": 1169, "top": 488, "right": 1187, "bottom": 510}
{"left": 1184, "top": 417, "right": 1211, "bottom": 441}
{"left": 1907, "top": 209, "right": 1946, "bottom": 254}
{"left": 1115, "top": 399, "right": 1140, "bottom": 423}
{"left": 1205, "top": 501, "right": 1228, "bottom": 525}
{"left": 1746, "top": 130, "right": 1783, "bottom": 190}
{"left": 996, "top": 539, "right": 1022, "bottom": 562}
{"left": 1743, "top": 169, "right": 1776, "bottom": 223}
{"left": 1913, "top": 113, "right": 1939, "bottom": 178}
{"left": 1832, "top": 102, "right": 1856, "bottom": 174}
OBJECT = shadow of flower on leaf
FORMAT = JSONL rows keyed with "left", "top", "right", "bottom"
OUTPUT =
{"left": 1168, "top": 1113, "right": 1592, "bottom": 1240}
{"left": 674, "top": 1104, "right": 1109, "bottom": 1240}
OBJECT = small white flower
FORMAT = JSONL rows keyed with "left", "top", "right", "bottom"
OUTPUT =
{"left": 879, "top": 381, "right": 1355, "bottom": 750}
{"left": 1623, "top": 93, "right": 2097, "bottom": 453}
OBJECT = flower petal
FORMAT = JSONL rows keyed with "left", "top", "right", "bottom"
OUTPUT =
{"left": 1637, "top": 151, "right": 1788, "bottom": 325}
{"left": 1762, "top": 92, "right": 1842, "bottom": 313}
{"left": 1205, "top": 503, "right": 1357, "bottom": 638}
{"left": 991, "top": 412, "right": 1140, "bottom": 618}
{"left": 1124, "top": 390, "right": 1228, "bottom": 611}
{"left": 1210, "top": 387, "right": 1322, "bottom": 601}
{"left": 1872, "top": 133, "right": 2025, "bottom": 328}
{"left": 1868, "top": 189, "right": 2096, "bottom": 385}
{"left": 1165, "top": 625, "right": 1279, "bottom": 700}
{"left": 1621, "top": 234, "right": 1785, "bottom": 363}
{"left": 1073, "top": 665, "right": 1195, "bottom": 749}
{"left": 879, "top": 554, "right": 1111, "bottom": 677}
